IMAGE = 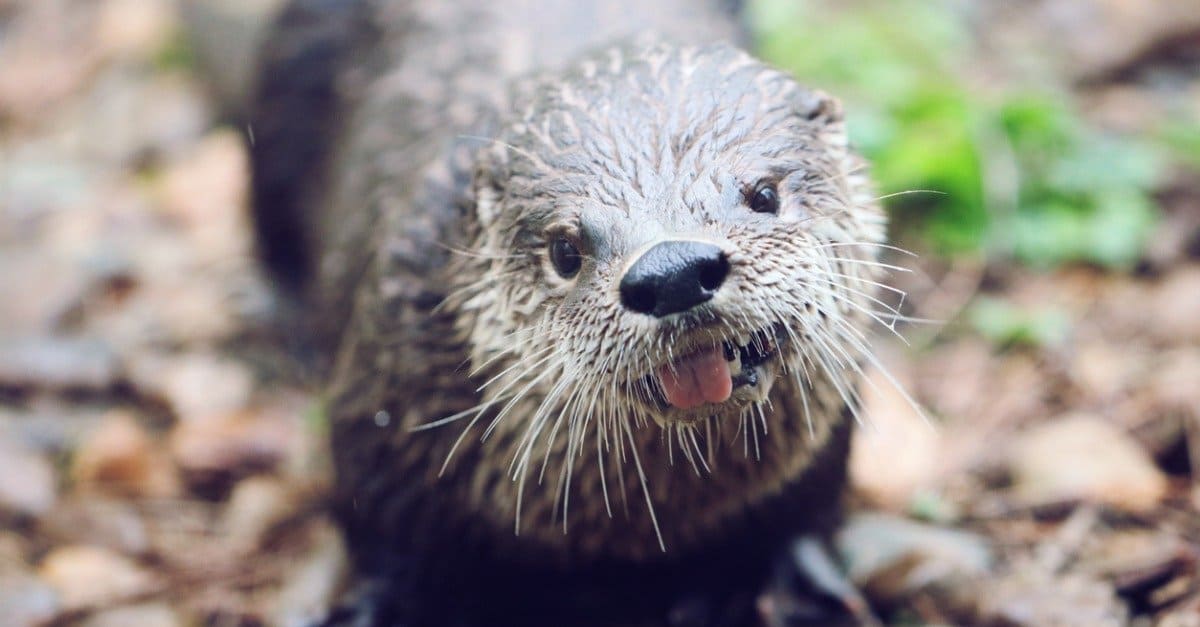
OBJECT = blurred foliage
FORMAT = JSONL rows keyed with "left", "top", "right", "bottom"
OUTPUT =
{"left": 967, "top": 297, "right": 1070, "bottom": 348}
{"left": 908, "top": 490, "right": 961, "bottom": 524}
{"left": 1161, "top": 119, "right": 1200, "bottom": 171}
{"left": 153, "top": 28, "right": 196, "bottom": 72}
{"left": 305, "top": 399, "right": 330, "bottom": 436}
{"left": 750, "top": 0, "right": 1172, "bottom": 270}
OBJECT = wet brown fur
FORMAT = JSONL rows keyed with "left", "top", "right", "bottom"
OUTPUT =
{"left": 251, "top": 1, "right": 887, "bottom": 624}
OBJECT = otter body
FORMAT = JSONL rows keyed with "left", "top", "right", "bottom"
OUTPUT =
{"left": 251, "top": 1, "right": 886, "bottom": 625}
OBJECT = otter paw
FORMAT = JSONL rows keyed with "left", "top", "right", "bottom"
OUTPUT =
{"left": 757, "top": 535, "right": 880, "bottom": 627}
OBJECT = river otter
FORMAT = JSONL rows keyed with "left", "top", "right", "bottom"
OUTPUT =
{"left": 249, "top": 1, "right": 887, "bottom": 625}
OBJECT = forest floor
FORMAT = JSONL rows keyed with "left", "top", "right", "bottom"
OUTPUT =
{"left": 0, "top": 1, "right": 1197, "bottom": 625}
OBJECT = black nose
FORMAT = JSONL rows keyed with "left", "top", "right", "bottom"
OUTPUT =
{"left": 619, "top": 241, "right": 729, "bottom": 317}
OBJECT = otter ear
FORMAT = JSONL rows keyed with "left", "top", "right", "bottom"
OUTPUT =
{"left": 794, "top": 88, "right": 850, "bottom": 149}
{"left": 794, "top": 88, "right": 844, "bottom": 125}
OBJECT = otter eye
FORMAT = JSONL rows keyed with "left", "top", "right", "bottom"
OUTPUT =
{"left": 549, "top": 237, "right": 582, "bottom": 279}
{"left": 748, "top": 183, "right": 780, "bottom": 214}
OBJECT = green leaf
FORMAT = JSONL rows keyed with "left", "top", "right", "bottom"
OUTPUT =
{"left": 968, "top": 297, "right": 1070, "bottom": 348}
{"left": 751, "top": 0, "right": 1169, "bottom": 270}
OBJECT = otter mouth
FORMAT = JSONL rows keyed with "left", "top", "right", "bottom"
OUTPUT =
{"left": 640, "top": 325, "right": 787, "bottom": 416}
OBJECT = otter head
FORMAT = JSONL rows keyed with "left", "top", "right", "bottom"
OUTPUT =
{"left": 447, "top": 39, "right": 886, "bottom": 540}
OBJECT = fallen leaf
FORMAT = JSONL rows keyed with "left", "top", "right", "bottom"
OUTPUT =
{"left": 38, "top": 545, "right": 156, "bottom": 610}
{"left": 0, "top": 439, "right": 58, "bottom": 519}
{"left": 81, "top": 602, "right": 183, "bottom": 627}
{"left": 850, "top": 361, "right": 939, "bottom": 510}
{"left": 1009, "top": 413, "right": 1168, "bottom": 512}
{"left": 71, "top": 411, "right": 182, "bottom": 499}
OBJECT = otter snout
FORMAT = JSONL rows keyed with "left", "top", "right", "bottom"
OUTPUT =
{"left": 619, "top": 241, "right": 729, "bottom": 317}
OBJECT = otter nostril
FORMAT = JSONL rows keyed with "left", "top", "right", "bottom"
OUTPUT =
{"left": 619, "top": 241, "right": 728, "bottom": 317}
{"left": 697, "top": 255, "right": 729, "bottom": 292}
{"left": 622, "top": 284, "right": 658, "bottom": 315}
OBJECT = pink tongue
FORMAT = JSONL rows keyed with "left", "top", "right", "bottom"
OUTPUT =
{"left": 657, "top": 346, "right": 733, "bottom": 410}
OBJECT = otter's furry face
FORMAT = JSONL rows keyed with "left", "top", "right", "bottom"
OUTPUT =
{"left": 446, "top": 40, "right": 888, "bottom": 542}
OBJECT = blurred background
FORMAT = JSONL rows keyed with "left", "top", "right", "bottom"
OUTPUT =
{"left": 0, "top": 0, "right": 1196, "bottom": 624}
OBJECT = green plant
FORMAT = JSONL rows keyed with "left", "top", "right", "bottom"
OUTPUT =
{"left": 1160, "top": 118, "right": 1200, "bottom": 171}
{"left": 751, "top": 0, "right": 1167, "bottom": 270}
{"left": 967, "top": 297, "right": 1070, "bottom": 348}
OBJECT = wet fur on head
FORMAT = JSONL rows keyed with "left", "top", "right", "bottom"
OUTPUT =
{"left": 433, "top": 39, "right": 890, "bottom": 559}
